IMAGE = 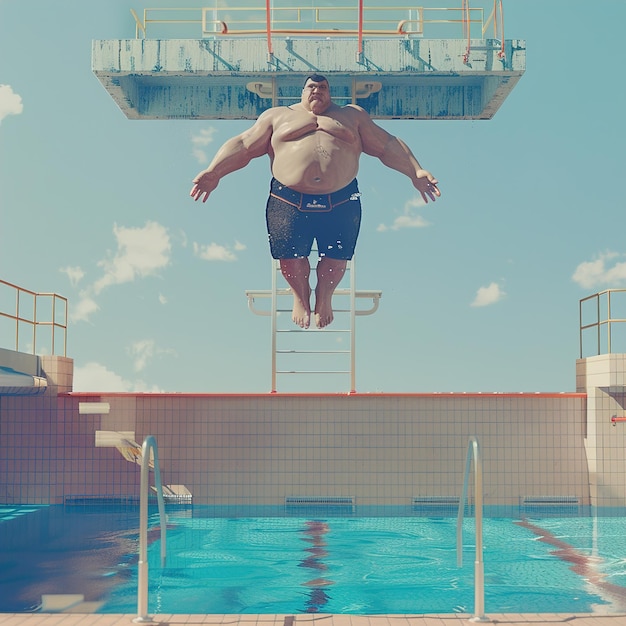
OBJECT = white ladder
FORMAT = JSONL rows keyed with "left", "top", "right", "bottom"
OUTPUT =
{"left": 246, "top": 257, "right": 381, "bottom": 393}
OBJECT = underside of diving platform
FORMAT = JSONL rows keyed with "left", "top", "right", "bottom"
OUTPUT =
{"left": 92, "top": 37, "right": 525, "bottom": 120}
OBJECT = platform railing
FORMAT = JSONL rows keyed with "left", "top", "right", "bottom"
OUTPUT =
{"left": 457, "top": 436, "right": 489, "bottom": 623}
{"left": 130, "top": 5, "right": 486, "bottom": 40}
{"left": 579, "top": 289, "right": 626, "bottom": 358}
{"left": 134, "top": 436, "right": 167, "bottom": 624}
{"left": 0, "top": 278, "right": 67, "bottom": 356}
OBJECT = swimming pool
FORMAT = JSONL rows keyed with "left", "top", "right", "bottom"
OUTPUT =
{"left": 2, "top": 505, "right": 626, "bottom": 615}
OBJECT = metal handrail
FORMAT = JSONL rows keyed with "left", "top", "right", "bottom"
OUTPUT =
{"left": 131, "top": 5, "right": 485, "bottom": 40}
{"left": 245, "top": 288, "right": 381, "bottom": 317}
{"left": 579, "top": 289, "right": 626, "bottom": 358}
{"left": 133, "top": 436, "right": 167, "bottom": 624}
{"left": 0, "top": 278, "right": 68, "bottom": 356}
{"left": 456, "top": 436, "right": 489, "bottom": 623}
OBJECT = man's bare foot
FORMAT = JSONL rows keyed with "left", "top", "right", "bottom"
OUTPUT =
{"left": 292, "top": 292, "right": 311, "bottom": 329}
{"left": 279, "top": 257, "right": 312, "bottom": 329}
{"left": 314, "top": 298, "right": 333, "bottom": 328}
{"left": 313, "top": 257, "right": 346, "bottom": 328}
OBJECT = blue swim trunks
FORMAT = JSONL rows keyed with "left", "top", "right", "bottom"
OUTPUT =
{"left": 265, "top": 178, "right": 362, "bottom": 260}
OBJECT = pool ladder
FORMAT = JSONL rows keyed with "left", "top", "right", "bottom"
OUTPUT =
{"left": 457, "top": 436, "right": 489, "bottom": 622}
{"left": 133, "top": 435, "right": 167, "bottom": 623}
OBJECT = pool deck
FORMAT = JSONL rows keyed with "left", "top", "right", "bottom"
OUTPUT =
{"left": 1, "top": 615, "right": 625, "bottom": 626}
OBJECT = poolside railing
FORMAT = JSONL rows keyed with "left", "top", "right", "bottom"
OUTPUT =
{"left": 0, "top": 278, "right": 67, "bottom": 356}
{"left": 134, "top": 436, "right": 167, "bottom": 624}
{"left": 457, "top": 436, "right": 489, "bottom": 623}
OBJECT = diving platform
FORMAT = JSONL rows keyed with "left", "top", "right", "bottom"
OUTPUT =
{"left": 92, "top": 4, "right": 525, "bottom": 120}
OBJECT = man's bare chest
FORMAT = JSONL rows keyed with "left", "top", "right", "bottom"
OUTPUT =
{"left": 273, "top": 111, "right": 358, "bottom": 145}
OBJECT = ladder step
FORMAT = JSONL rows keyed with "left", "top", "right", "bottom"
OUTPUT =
{"left": 277, "top": 328, "right": 349, "bottom": 333}
{"left": 277, "top": 350, "right": 350, "bottom": 354}
{"left": 277, "top": 370, "right": 350, "bottom": 374}
{"left": 275, "top": 308, "right": 353, "bottom": 313}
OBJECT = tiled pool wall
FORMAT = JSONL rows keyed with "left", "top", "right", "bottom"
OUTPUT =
{"left": 0, "top": 389, "right": 589, "bottom": 508}
{"left": 1, "top": 354, "right": 626, "bottom": 509}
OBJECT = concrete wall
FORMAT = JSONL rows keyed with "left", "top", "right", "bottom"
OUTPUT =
{"left": 577, "top": 354, "right": 626, "bottom": 507}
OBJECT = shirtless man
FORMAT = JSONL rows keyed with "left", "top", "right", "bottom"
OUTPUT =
{"left": 190, "top": 74, "right": 440, "bottom": 329}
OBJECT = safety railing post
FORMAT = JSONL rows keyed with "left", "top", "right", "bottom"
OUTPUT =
{"left": 457, "top": 436, "right": 489, "bottom": 623}
{"left": 133, "top": 436, "right": 167, "bottom": 623}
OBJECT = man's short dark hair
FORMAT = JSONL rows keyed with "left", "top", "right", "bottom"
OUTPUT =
{"left": 303, "top": 74, "right": 328, "bottom": 88}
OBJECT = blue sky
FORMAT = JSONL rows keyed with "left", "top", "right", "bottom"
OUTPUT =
{"left": 1, "top": 0, "right": 625, "bottom": 394}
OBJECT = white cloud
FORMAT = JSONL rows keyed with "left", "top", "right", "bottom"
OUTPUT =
{"left": 69, "top": 221, "right": 172, "bottom": 323}
{"left": 72, "top": 362, "right": 133, "bottom": 392}
{"left": 378, "top": 214, "right": 429, "bottom": 231}
{"left": 72, "top": 361, "right": 164, "bottom": 392}
{"left": 377, "top": 196, "right": 430, "bottom": 231}
{"left": 572, "top": 251, "right": 626, "bottom": 289}
{"left": 191, "top": 127, "right": 218, "bottom": 164}
{"left": 128, "top": 339, "right": 156, "bottom": 372}
{"left": 0, "top": 84, "right": 23, "bottom": 123}
{"left": 70, "top": 292, "right": 99, "bottom": 323}
{"left": 178, "top": 229, "right": 189, "bottom": 248}
{"left": 158, "top": 293, "right": 168, "bottom": 305}
{"left": 471, "top": 282, "right": 506, "bottom": 307}
{"left": 60, "top": 265, "right": 85, "bottom": 287}
{"left": 93, "top": 221, "right": 171, "bottom": 294}
{"left": 193, "top": 241, "right": 240, "bottom": 261}
{"left": 128, "top": 338, "right": 176, "bottom": 373}
{"left": 234, "top": 240, "right": 247, "bottom": 251}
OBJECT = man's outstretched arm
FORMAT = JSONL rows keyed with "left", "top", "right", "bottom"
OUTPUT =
{"left": 356, "top": 107, "right": 441, "bottom": 203}
{"left": 378, "top": 135, "right": 440, "bottom": 203}
{"left": 190, "top": 111, "right": 273, "bottom": 203}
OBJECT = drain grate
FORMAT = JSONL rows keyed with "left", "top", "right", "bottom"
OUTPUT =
{"left": 285, "top": 496, "right": 355, "bottom": 511}
{"left": 412, "top": 496, "right": 462, "bottom": 515}
{"left": 521, "top": 495, "right": 580, "bottom": 516}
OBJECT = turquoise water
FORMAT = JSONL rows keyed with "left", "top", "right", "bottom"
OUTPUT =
{"left": 103, "top": 512, "right": 626, "bottom": 614}
{"left": 2, "top": 506, "right": 626, "bottom": 615}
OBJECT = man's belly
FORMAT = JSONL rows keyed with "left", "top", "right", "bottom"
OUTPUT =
{"left": 270, "top": 139, "right": 360, "bottom": 194}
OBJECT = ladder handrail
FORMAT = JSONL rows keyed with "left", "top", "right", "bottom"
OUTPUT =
{"left": 456, "top": 436, "right": 489, "bottom": 623}
{"left": 133, "top": 435, "right": 167, "bottom": 624}
{"left": 246, "top": 288, "right": 382, "bottom": 316}
{"left": 270, "top": 257, "right": 279, "bottom": 393}
{"left": 349, "top": 253, "right": 356, "bottom": 393}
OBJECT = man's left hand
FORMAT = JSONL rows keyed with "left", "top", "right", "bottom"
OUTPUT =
{"left": 414, "top": 170, "right": 440, "bottom": 203}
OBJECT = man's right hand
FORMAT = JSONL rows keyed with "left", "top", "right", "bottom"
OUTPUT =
{"left": 190, "top": 170, "right": 219, "bottom": 203}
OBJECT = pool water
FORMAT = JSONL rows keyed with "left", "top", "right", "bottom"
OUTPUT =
{"left": 2, "top": 505, "right": 626, "bottom": 615}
